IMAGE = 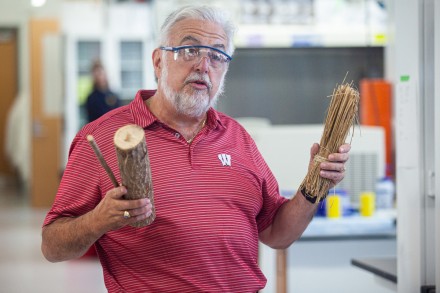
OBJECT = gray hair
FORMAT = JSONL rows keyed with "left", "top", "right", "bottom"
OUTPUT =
{"left": 158, "top": 5, "right": 236, "bottom": 55}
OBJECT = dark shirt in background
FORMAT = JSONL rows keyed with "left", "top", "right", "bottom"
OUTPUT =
{"left": 86, "top": 89, "right": 121, "bottom": 122}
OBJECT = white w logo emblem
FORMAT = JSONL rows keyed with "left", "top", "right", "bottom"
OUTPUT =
{"left": 218, "top": 154, "right": 231, "bottom": 166}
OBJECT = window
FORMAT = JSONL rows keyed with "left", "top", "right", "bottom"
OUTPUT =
{"left": 120, "top": 41, "right": 143, "bottom": 100}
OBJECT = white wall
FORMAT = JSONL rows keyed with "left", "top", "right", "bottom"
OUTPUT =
{"left": 392, "top": 0, "right": 438, "bottom": 290}
{"left": 435, "top": 0, "right": 440, "bottom": 287}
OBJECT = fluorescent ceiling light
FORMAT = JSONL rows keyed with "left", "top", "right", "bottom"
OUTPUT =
{"left": 31, "top": 0, "right": 46, "bottom": 7}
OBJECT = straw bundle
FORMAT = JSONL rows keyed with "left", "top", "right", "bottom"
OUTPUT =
{"left": 299, "top": 82, "right": 360, "bottom": 202}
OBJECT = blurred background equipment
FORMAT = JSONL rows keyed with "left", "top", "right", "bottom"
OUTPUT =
{"left": 0, "top": 28, "right": 19, "bottom": 185}
{"left": 360, "top": 79, "right": 393, "bottom": 177}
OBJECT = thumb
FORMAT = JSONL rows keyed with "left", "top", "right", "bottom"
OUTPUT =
{"left": 107, "top": 186, "right": 127, "bottom": 199}
{"left": 308, "top": 143, "right": 320, "bottom": 168}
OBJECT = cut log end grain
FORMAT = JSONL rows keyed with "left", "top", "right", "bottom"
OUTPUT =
{"left": 114, "top": 125, "right": 145, "bottom": 151}
{"left": 114, "top": 124, "right": 155, "bottom": 228}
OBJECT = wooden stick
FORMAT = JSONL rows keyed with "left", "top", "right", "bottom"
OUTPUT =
{"left": 87, "top": 135, "right": 119, "bottom": 188}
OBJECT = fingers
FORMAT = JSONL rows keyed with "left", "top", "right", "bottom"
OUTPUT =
{"left": 97, "top": 186, "right": 153, "bottom": 231}
{"left": 310, "top": 143, "right": 320, "bottom": 157}
{"left": 107, "top": 186, "right": 127, "bottom": 199}
{"left": 105, "top": 198, "right": 153, "bottom": 229}
{"left": 121, "top": 199, "right": 153, "bottom": 217}
{"left": 320, "top": 162, "right": 346, "bottom": 173}
{"left": 319, "top": 169, "right": 345, "bottom": 187}
{"left": 122, "top": 200, "right": 153, "bottom": 223}
{"left": 328, "top": 143, "right": 351, "bottom": 163}
{"left": 328, "top": 153, "right": 349, "bottom": 163}
{"left": 338, "top": 143, "right": 351, "bottom": 153}
{"left": 308, "top": 143, "right": 320, "bottom": 171}
{"left": 117, "top": 196, "right": 152, "bottom": 224}
{"left": 320, "top": 161, "right": 346, "bottom": 179}
{"left": 317, "top": 143, "right": 351, "bottom": 188}
{"left": 321, "top": 144, "right": 350, "bottom": 173}
{"left": 106, "top": 186, "right": 150, "bottom": 210}
{"left": 119, "top": 197, "right": 150, "bottom": 211}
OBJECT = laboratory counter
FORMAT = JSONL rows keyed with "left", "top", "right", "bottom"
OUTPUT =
{"left": 299, "top": 209, "right": 397, "bottom": 241}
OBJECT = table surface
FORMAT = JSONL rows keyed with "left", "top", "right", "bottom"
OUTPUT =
{"left": 351, "top": 257, "right": 397, "bottom": 283}
{"left": 300, "top": 210, "right": 397, "bottom": 240}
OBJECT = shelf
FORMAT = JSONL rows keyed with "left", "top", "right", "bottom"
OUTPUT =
{"left": 234, "top": 24, "right": 387, "bottom": 48}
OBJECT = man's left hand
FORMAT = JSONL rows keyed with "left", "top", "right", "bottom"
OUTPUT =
{"left": 317, "top": 143, "right": 351, "bottom": 189}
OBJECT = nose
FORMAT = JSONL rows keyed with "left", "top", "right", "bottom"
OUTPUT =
{"left": 194, "top": 55, "right": 210, "bottom": 73}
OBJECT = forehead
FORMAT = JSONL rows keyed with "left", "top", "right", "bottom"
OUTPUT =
{"left": 168, "top": 19, "right": 228, "bottom": 48}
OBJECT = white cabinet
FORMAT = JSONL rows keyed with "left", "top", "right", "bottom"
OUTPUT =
{"left": 235, "top": 0, "right": 388, "bottom": 48}
{"left": 259, "top": 214, "right": 397, "bottom": 293}
{"left": 287, "top": 238, "right": 396, "bottom": 293}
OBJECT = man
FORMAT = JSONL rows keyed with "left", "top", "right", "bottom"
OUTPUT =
{"left": 42, "top": 5, "right": 350, "bottom": 292}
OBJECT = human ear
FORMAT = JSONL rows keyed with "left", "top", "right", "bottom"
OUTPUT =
{"left": 152, "top": 48, "right": 162, "bottom": 80}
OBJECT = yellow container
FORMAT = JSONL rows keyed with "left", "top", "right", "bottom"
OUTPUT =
{"left": 360, "top": 192, "right": 376, "bottom": 217}
{"left": 326, "top": 194, "right": 342, "bottom": 218}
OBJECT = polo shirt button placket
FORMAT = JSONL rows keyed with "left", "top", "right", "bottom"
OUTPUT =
{"left": 188, "top": 143, "right": 194, "bottom": 166}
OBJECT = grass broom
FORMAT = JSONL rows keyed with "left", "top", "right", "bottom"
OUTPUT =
{"left": 299, "top": 81, "right": 360, "bottom": 202}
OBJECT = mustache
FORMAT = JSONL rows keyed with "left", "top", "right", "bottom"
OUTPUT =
{"left": 184, "top": 73, "right": 213, "bottom": 90}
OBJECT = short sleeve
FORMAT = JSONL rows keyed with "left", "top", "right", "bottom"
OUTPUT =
{"left": 250, "top": 141, "right": 288, "bottom": 233}
{"left": 43, "top": 133, "right": 102, "bottom": 226}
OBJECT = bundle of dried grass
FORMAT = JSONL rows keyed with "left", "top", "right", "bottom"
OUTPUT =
{"left": 299, "top": 82, "right": 360, "bottom": 202}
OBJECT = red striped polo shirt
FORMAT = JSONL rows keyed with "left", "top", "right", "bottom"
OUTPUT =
{"left": 44, "top": 90, "right": 288, "bottom": 292}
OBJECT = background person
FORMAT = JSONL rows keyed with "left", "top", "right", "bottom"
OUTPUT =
{"left": 86, "top": 60, "right": 121, "bottom": 122}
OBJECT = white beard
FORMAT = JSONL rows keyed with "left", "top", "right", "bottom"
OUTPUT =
{"left": 160, "top": 59, "right": 226, "bottom": 118}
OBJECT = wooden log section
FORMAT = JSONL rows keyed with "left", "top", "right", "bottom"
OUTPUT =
{"left": 114, "top": 124, "right": 155, "bottom": 227}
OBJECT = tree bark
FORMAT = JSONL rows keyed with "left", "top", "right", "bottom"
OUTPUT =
{"left": 114, "top": 124, "right": 155, "bottom": 227}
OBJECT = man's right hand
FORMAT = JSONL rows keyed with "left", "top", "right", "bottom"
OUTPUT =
{"left": 41, "top": 186, "right": 153, "bottom": 262}
{"left": 92, "top": 186, "right": 153, "bottom": 233}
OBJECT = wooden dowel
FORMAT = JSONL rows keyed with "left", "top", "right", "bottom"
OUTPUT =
{"left": 87, "top": 135, "right": 119, "bottom": 187}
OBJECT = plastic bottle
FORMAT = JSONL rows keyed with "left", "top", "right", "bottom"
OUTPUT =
{"left": 375, "top": 177, "right": 395, "bottom": 210}
{"left": 360, "top": 192, "right": 376, "bottom": 217}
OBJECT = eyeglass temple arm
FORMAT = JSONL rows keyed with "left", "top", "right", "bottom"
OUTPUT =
{"left": 160, "top": 46, "right": 174, "bottom": 51}
{"left": 159, "top": 47, "right": 179, "bottom": 60}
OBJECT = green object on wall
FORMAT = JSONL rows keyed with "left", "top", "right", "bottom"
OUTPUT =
{"left": 400, "top": 75, "right": 410, "bottom": 82}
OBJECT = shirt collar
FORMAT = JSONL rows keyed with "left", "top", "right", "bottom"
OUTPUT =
{"left": 206, "top": 107, "right": 225, "bottom": 130}
{"left": 129, "top": 90, "right": 158, "bottom": 129}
